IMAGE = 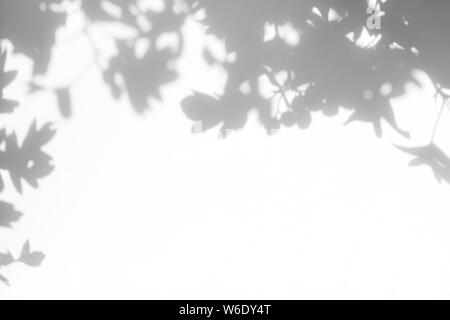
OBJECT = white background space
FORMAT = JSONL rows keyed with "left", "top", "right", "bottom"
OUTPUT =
{"left": 1, "top": 13, "right": 450, "bottom": 299}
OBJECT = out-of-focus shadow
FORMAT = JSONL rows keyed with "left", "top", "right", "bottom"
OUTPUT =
{"left": 1, "top": 0, "right": 187, "bottom": 116}
{"left": 181, "top": 0, "right": 450, "bottom": 182}
{"left": 2, "top": 1, "right": 450, "bottom": 180}
{"left": 1, "top": 0, "right": 450, "bottom": 285}
{"left": 0, "top": 201, "right": 22, "bottom": 228}
{"left": 0, "top": 240, "right": 46, "bottom": 286}
{"left": 397, "top": 144, "right": 450, "bottom": 184}
{"left": 0, "top": 49, "right": 52, "bottom": 285}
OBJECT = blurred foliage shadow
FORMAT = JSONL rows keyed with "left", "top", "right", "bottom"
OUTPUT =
{"left": 1, "top": 0, "right": 450, "bottom": 283}
{"left": 0, "top": 50, "right": 52, "bottom": 285}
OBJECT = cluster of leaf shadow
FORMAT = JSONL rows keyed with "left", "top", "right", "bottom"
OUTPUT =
{"left": 0, "top": 50, "right": 52, "bottom": 285}
{"left": 0, "top": 0, "right": 186, "bottom": 284}
{"left": 1, "top": 0, "right": 448, "bottom": 178}
{"left": 1, "top": 0, "right": 186, "bottom": 116}
{"left": 2, "top": 0, "right": 450, "bottom": 283}
{"left": 181, "top": 0, "right": 450, "bottom": 182}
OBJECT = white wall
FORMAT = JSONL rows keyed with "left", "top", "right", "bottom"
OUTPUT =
{"left": 1, "top": 15, "right": 450, "bottom": 299}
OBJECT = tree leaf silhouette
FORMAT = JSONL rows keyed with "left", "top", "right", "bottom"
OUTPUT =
{"left": 0, "top": 240, "right": 46, "bottom": 286}
{"left": 0, "top": 121, "right": 55, "bottom": 193}
{"left": 0, "top": 251, "right": 14, "bottom": 266}
{"left": 19, "top": 240, "right": 45, "bottom": 267}
{"left": 0, "top": 273, "right": 10, "bottom": 286}
{"left": 55, "top": 88, "right": 72, "bottom": 118}
{"left": 0, "top": 49, "right": 53, "bottom": 285}
{"left": 0, "top": 50, "right": 19, "bottom": 113}
{"left": 0, "top": 201, "right": 22, "bottom": 228}
{"left": 396, "top": 144, "right": 450, "bottom": 184}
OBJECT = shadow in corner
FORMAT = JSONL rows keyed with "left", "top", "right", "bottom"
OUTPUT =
{"left": 180, "top": 0, "right": 450, "bottom": 182}
{"left": 2, "top": 0, "right": 450, "bottom": 180}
